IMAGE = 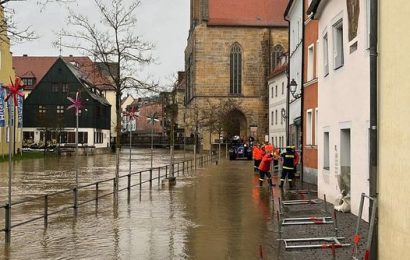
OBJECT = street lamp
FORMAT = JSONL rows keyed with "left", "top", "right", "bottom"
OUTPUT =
{"left": 289, "top": 79, "right": 301, "bottom": 99}
{"left": 123, "top": 107, "right": 139, "bottom": 176}
{"left": 2, "top": 77, "right": 24, "bottom": 243}
{"left": 147, "top": 112, "right": 159, "bottom": 170}
{"left": 67, "top": 91, "right": 84, "bottom": 209}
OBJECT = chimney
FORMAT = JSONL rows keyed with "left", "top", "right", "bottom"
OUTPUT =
{"left": 177, "top": 71, "right": 185, "bottom": 84}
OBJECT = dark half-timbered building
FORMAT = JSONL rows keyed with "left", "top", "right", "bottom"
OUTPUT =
{"left": 23, "top": 57, "right": 111, "bottom": 150}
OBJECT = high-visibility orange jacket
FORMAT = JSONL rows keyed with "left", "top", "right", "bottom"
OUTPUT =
{"left": 264, "top": 144, "right": 274, "bottom": 153}
{"left": 258, "top": 153, "right": 273, "bottom": 172}
{"left": 253, "top": 146, "right": 263, "bottom": 160}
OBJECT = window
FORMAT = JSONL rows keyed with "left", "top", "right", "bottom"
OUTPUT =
{"left": 272, "top": 137, "right": 274, "bottom": 145}
{"left": 275, "top": 136, "right": 278, "bottom": 147}
{"left": 315, "top": 109, "right": 318, "bottom": 145}
{"left": 275, "top": 110, "right": 278, "bottom": 125}
{"left": 333, "top": 19, "right": 344, "bottom": 69}
{"left": 57, "top": 105, "right": 64, "bottom": 114}
{"left": 323, "top": 132, "right": 330, "bottom": 170}
{"left": 94, "top": 131, "right": 103, "bottom": 144}
{"left": 282, "top": 136, "right": 284, "bottom": 147}
{"left": 275, "top": 85, "right": 278, "bottom": 97}
{"left": 22, "top": 78, "right": 34, "bottom": 86}
{"left": 79, "top": 132, "right": 88, "bottom": 144}
{"left": 230, "top": 43, "right": 242, "bottom": 95}
{"left": 271, "top": 87, "right": 274, "bottom": 98}
{"left": 51, "top": 83, "right": 59, "bottom": 92}
{"left": 62, "top": 83, "right": 69, "bottom": 93}
{"left": 271, "top": 111, "right": 274, "bottom": 126}
{"left": 38, "top": 105, "right": 46, "bottom": 114}
{"left": 281, "top": 109, "right": 283, "bottom": 125}
{"left": 282, "top": 82, "right": 284, "bottom": 95}
{"left": 323, "top": 33, "right": 329, "bottom": 76}
{"left": 307, "top": 44, "right": 314, "bottom": 81}
{"left": 306, "top": 110, "right": 313, "bottom": 145}
{"left": 272, "top": 45, "right": 284, "bottom": 69}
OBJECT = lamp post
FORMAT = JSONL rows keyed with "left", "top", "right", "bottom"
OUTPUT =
{"left": 147, "top": 112, "right": 159, "bottom": 170}
{"left": 67, "top": 91, "right": 84, "bottom": 209}
{"left": 288, "top": 78, "right": 304, "bottom": 184}
{"left": 2, "top": 77, "right": 24, "bottom": 243}
{"left": 123, "top": 107, "right": 139, "bottom": 176}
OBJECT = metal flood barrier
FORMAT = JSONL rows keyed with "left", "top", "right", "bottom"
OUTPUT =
{"left": 281, "top": 236, "right": 350, "bottom": 249}
{"left": 1, "top": 154, "right": 215, "bottom": 243}
{"left": 352, "top": 193, "right": 378, "bottom": 260}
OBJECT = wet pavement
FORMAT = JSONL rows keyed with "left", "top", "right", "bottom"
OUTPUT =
{"left": 0, "top": 152, "right": 369, "bottom": 259}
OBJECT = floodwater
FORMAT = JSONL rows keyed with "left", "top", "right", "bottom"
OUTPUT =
{"left": 0, "top": 150, "right": 283, "bottom": 259}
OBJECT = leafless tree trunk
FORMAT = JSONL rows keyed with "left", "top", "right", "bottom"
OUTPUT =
{"left": 57, "top": 0, "right": 156, "bottom": 192}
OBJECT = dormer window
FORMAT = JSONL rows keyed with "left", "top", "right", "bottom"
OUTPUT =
{"left": 22, "top": 77, "right": 35, "bottom": 86}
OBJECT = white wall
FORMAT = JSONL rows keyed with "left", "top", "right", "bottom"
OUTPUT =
{"left": 316, "top": 0, "right": 370, "bottom": 218}
{"left": 23, "top": 127, "right": 110, "bottom": 148}
{"left": 287, "top": 0, "right": 303, "bottom": 125}
{"left": 268, "top": 72, "right": 287, "bottom": 148}
{"left": 104, "top": 90, "right": 117, "bottom": 140}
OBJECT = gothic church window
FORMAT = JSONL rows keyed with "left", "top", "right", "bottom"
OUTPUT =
{"left": 272, "top": 45, "right": 284, "bottom": 69}
{"left": 230, "top": 43, "right": 242, "bottom": 95}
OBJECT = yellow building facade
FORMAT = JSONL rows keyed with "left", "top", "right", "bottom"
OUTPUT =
{"left": 0, "top": 6, "right": 21, "bottom": 156}
{"left": 379, "top": 1, "right": 410, "bottom": 258}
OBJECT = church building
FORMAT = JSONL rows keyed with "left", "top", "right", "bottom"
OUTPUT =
{"left": 184, "top": 0, "right": 288, "bottom": 149}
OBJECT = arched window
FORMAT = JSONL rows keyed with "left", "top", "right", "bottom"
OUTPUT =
{"left": 272, "top": 44, "right": 284, "bottom": 69}
{"left": 230, "top": 43, "right": 242, "bottom": 95}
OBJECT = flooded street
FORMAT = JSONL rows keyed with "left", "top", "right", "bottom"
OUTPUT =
{"left": 0, "top": 150, "right": 281, "bottom": 259}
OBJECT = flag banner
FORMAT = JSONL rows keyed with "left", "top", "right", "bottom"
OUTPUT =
{"left": 7, "top": 96, "right": 14, "bottom": 126}
{"left": 0, "top": 87, "right": 5, "bottom": 127}
{"left": 18, "top": 95, "right": 23, "bottom": 128}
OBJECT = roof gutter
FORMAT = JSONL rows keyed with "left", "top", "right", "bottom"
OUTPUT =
{"left": 369, "top": 0, "right": 378, "bottom": 259}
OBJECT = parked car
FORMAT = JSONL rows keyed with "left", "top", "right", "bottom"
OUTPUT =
{"left": 229, "top": 136, "right": 252, "bottom": 160}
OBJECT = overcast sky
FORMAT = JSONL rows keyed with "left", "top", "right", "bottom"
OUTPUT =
{"left": 7, "top": 0, "right": 190, "bottom": 87}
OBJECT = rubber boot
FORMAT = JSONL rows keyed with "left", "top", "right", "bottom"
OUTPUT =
{"left": 279, "top": 181, "right": 284, "bottom": 188}
{"left": 259, "top": 180, "right": 263, "bottom": 187}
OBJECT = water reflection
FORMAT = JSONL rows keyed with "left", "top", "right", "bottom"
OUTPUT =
{"left": 0, "top": 153, "right": 286, "bottom": 259}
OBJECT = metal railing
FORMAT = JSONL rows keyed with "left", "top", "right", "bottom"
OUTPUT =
{"left": 0, "top": 153, "right": 215, "bottom": 242}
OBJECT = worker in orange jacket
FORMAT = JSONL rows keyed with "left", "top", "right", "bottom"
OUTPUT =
{"left": 252, "top": 143, "right": 263, "bottom": 172}
{"left": 264, "top": 141, "right": 274, "bottom": 153}
{"left": 258, "top": 152, "right": 275, "bottom": 187}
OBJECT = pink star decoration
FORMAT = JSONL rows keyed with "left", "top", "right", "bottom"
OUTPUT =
{"left": 123, "top": 107, "right": 139, "bottom": 121}
{"left": 67, "top": 92, "right": 83, "bottom": 115}
{"left": 2, "top": 77, "right": 25, "bottom": 107}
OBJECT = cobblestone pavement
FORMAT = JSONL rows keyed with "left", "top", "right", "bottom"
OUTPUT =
{"left": 261, "top": 172, "right": 370, "bottom": 260}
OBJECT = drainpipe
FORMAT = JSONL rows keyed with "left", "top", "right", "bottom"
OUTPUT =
{"left": 300, "top": 0, "right": 305, "bottom": 184}
{"left": 284, "top": 16, "right": 290, "bottom": 146}
{"left": 369, "top": 0, "right": 378, "bottom": 259}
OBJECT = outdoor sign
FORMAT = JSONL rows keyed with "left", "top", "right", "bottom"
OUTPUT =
{"left": 0, "top": 87, "right": 5, "bottom": 127}
{"left": 18, "top": 95, "right": 23, "bottom": 128}
{"left": 7, "top": 97, "right": 14, "bottom": 126}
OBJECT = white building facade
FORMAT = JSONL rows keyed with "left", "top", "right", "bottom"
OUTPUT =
{"left": 285, "top": 0, "right": 303, "bottom": 148}
{"left": 312, "top": 0, "right": 371, "bottom": 218}
{"left": 268, "top": 68, "right": 287, "bottom": 148}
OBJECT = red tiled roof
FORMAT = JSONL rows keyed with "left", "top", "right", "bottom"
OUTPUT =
{"left": 269, "top": 63, "right": 288, "bottom": 79}
{"left": 13, "top": 56, "right": 56, "bottom": 90}
{"left": 208, "top": 0, "right": 288, "bottom": 27}
{"left": 12, "top": 55, "right": 115, "bottom": 91}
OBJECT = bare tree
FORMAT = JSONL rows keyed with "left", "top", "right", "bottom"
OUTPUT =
{"left": 57, "top": 0, "right": 156, "bottom": 150}
{"left": 0, "top": 3, "right": 36, "bottom": 43}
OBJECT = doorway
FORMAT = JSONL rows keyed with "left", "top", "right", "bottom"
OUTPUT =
{"left": 340, "top": 129, "right": 351, "bottom": 195}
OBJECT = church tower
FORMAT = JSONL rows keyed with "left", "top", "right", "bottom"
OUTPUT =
{"left": 184, "top": 0, "right": 288, "bottom": 149}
